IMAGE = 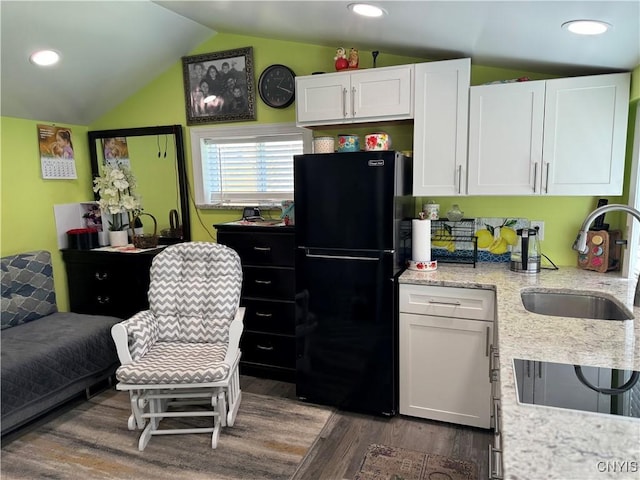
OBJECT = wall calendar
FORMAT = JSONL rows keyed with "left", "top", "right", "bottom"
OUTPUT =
{"left": 37, "top": 124, "right": 77, "bottom": 179}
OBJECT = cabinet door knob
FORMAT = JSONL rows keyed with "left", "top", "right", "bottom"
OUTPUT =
{"left": 254, "top": 279, "right": 272, "bottom": 285}
{"left": 95, "top": 272, "right": 109, "bottom": 281}
{"left": 97, "top": 295, "right": 110, "bottom": 304}
{"left": 253, "top": 246, "right": 271, "bottom": 252}
{"left": 256, "top": 344, "right": 274, "bottom": 351}
{"left": 255, "top": 311, "right": 273, "bottom": 318}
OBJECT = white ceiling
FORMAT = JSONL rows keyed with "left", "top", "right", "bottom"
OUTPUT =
{"left": 1, "top": 1, "right": 638, "bottom": 126}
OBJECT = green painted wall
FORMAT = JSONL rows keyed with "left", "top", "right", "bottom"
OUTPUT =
{"left": 89, "top": 33, "right": 428, "bottom": 243}
{"left": 0, "top": 117, "right": 92, "bottom": 311}
{"left": 1, "top": 31, "right": 638, "bottom": 310}
{"left": 631, "top": 65, "right": 640, "bottom": 103}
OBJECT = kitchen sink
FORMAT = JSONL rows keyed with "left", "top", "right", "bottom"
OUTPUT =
{"left": 520, "top": 290, "right": 633, "bottom": 320}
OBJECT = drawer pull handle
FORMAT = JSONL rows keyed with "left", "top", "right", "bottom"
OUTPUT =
{"left": 95, "top": 272, "right": 109, "bottom": 281}
{"left": 253, "top": 247, "right": 271, "bottom": 252}
{"left": 255, "top": 280, "right": 272, "bottom": 285}
{"left": 97, "top": 295, "right": 110, "bottom": 304}
{"left": 255, "top": 312, "right": 273, "bottom": 318}
{"left": 256, "top": 344, "right": 274, "bottom": 351}
{"left": 427, "top": 300, "right": 461, "bottom": 306}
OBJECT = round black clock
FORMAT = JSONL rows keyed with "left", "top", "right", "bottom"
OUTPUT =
{"left": 258, "top": 64, "right": 296, "bottom": 108}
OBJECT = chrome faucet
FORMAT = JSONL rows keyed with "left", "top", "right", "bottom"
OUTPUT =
{"left": 573, "top": 203, "right": 640, "bottom": 307}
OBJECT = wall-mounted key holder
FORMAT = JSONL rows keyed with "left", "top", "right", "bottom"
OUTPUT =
{"left": 577, "top": 230, "right": 622, "bottom": 273}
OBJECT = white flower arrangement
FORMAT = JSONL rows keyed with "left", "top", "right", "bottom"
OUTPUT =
{"left": 92, "top": 164, "right": 141, "bottom": 231}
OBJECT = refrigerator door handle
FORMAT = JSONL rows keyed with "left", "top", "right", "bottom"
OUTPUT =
{"left": 306, "top": 252, "right": 379, "bottom": 261}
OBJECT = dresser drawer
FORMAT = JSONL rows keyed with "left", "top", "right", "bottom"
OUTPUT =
{"left": 243, "top": 266, "right": 295, "bottom": 299}
{"left": 241, "top": 332, "right": 295, "bottom": 369}
{"left": 399, "top": 284, "right": 495, "bottom": 320}
{"left": 62, "top": 249, "right": 157, "bottom": 319}
{"left": 242, "top": 299, "right": 295, "bottom": 335}
{"left": 218, "top": 231, "right": 295, "bottom": 266}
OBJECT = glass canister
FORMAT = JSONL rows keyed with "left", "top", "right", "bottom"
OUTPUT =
{"left": 447, "top": 204, "right": 464, "bottom": 222}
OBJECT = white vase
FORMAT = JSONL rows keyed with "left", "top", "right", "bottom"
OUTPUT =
{"left": 98, "top": 231, "right": 110, "bottom": 246}
{"left": 109, "top": 230, "right": 129, "bottom": 247}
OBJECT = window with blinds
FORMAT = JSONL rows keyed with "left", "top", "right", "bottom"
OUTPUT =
{"left": 190, "top": 123, "right": 311, "bottom": 207}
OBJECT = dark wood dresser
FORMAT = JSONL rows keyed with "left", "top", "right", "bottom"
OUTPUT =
{"left": 61, "top": 248, "right": 163, "bottom": 319}
{"left": 215, "top": 223, "right": 295, "bottom": 382}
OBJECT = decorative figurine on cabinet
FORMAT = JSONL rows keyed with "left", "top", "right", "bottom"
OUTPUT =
{"left": 348, "top": 48, "right": 359, "bottom": 69}
{"left": 334, "top": 47, "right": 348, "bottom": 71}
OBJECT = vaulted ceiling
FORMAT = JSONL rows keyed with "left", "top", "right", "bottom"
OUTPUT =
{"left": 1, "top": 1, "right": 638, "bottom": 126}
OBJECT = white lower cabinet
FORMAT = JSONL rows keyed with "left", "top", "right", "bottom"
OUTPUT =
{"left": 399, "top": 284, "right": 495, "bottom": 428}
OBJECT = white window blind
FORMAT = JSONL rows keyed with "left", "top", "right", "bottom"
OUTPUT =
{"left": 190, "top": 123, "right": 312, "bottom": 207}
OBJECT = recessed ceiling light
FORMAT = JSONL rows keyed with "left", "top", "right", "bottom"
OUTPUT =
{"left": 348, "top": 3, "right": 386, "bottom": 18}
{"left": 29, "top": 49, "right": 60, "bottom": 66}
{"left": 562, "top": 20, "right": 611, "bottom": 35}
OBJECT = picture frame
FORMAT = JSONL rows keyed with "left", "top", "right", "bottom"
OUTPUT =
{"left": 181, "top": 46, "right": 256, "bottom": 125}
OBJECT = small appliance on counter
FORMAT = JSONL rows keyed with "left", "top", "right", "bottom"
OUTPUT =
{"left": 510, "top": 228, "right": 541, "bottom": 273}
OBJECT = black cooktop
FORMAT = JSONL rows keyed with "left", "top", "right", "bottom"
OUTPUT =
{"left": 513, "top": 359, "right": 640, "bottom": 418}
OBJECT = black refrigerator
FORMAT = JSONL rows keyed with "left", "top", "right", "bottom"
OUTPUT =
{"left": 294, "top": 151, "right": 412, "bottom": 416}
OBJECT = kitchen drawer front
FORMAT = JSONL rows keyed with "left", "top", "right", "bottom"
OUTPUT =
{"left": 243, "top": 266, "right": 295, "bottom": 299}
{"left": 242, "top": 299, "right": 295, "bottom": 335}
{"left": 399, "top": 284, "right": 495, "bottom": 320}
{"left": 241, "top": 332, "right": 295, "bottom": 369}
{"left": 217, "top": 231, "right": 295, "bottom": 266}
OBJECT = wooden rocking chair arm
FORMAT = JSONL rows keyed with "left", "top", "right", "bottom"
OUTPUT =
{"left": 112, "top": 322, "right": 133, "bottom": 365}
{"left": 223, "top": 307, "right": 245, "bottom": 366}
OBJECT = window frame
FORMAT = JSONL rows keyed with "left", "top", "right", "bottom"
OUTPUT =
{"left": 190, "top": 122, "right": 312, "bottom": 208}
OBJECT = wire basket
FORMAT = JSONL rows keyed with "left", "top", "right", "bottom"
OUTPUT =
{"left": 132, "top": 213, "right": 159, "bottom": 249}
{"left": 431, "top": 218, "right": 478, "bottom": 267}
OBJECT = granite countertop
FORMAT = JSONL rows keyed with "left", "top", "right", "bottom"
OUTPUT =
{"left": 399, "top": 263, "right": 640, "bottom": 480}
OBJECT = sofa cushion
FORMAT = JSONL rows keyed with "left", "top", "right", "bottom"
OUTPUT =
{"left": 1, "top": 251, "right": 57, "bottom": 329}
{"left": 1, "top": 311, "right": 120, "bottom": 434}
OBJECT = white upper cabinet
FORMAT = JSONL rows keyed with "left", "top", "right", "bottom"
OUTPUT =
{"left": 468, "top": 72, "right": 630, "bottom": 196}
{"left": 468, "top": 80, "right": 546, "bottom": 195}
{"left": 295, "top": 65, "right": 414, "bottom": 126}
{"left": 543, "top": 74, "right": 629, "bottom": 195}
{"left": 412, "top": 59, "right": 471, "bottom": 196}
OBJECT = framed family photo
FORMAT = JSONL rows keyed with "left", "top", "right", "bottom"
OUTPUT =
{"left": 182, "top": 46, "right": 256, "bottom": 125}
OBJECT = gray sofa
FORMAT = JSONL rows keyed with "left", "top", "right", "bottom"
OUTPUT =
{"left": 1, "top": 250, "right": 120, "bottom": 435}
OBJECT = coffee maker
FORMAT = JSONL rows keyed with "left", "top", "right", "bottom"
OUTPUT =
{"left": 510, "top": 228, "right": 541, "bottom": 273}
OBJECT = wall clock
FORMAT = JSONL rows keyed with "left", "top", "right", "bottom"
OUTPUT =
{"left": 258, "top": 64, "right": 296, "bottom": 109}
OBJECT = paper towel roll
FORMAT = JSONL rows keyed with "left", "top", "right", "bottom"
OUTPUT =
{"left": 412, "top": 219, "right": 431, "bottom": 262}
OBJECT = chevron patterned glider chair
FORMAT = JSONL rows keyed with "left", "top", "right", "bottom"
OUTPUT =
{"left": 110, "top": 242, "right": 244, "bottom": 451}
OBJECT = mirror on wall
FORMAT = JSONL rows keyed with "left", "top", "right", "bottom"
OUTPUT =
{"left": 88, "top": 125, "right": 191, "bottom": 243}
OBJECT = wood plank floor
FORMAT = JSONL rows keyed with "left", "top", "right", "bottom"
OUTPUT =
{"left": 3, "top": 375, "right": 491, "bottom": 479}
{"left": 242, "top": 375, "right": 492, "bottom": 480}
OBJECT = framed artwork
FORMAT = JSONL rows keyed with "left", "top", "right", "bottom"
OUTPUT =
{"left": 182, "top": 46, "right": 256, "bottom": 125}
